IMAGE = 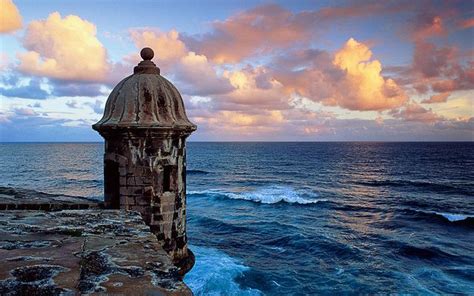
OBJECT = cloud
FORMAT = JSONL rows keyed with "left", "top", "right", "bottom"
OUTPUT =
{"left": 66, "top": 100, "right": 78, "bottom": 108}
{"left": 184, "top": 4, "right": 308, "bottom": 64}
{"left": 50, "top": 80, "right": 104, "bottom": 97}
{"left": 405, "top": 7, "right": 474, "bottom": 98}
{"left": 412, "top": 41, "right": 455, "bottom": 78}
{"left": 390, "top": 102, "right": 442, "bottom": 124}
{"left": 218, "top": 66, "right": 289, "bottom": 110}
{"left": 13, "top": 107, "right": 37, "bottom": 116}
{"left": 130, "top": 29, "right": 187, "bottom": 70}
{"left": 130, "top": 29, "right": 234, "bottom": 96}
{"left": 411, "top": 14, "right": 445, "bottom": 41}
{"left": 18, "top": 12, "right": 109, "bottom": 82}
{"left": 274, "top": 38, "right": 406, "bottom": 111}
{"left": 410, "top": 42, "right": 473, "bottom": 95}
{"left": 422, "top": 92, "right": 450, "bottom": 104}
{"left": 458, "top": 18, "right": 474, "bottom": 29}
{"left": 315, "top": 1, "right": 411, "bottom": 20}
{"left": 0, "top": 73, "right": 104, "bottom": 100}
{"left": 184, "top": 2, "right": 414, "bottom": 64}
{"left": 196, "top": 38, "right": 408, "bottom": 113}
{"left": 0, "top": 76, "right": 49, "bottom": 99}
{"left": 176, "top": 52, "right": 234, "bottom": 95}
{"left": 190, "top": 109, "right": 286, "bottom": 139}
{"left": 0, "top": 109, "right": 94, "bottom": 142}
{"left": 28, "top": 102, "right": 41, "bottom": 108}
{"left": 332, "top": 38, "right": 407, "bottom": 110}
{"left": 84, "top": 99, "right": 104, "bottom": 114}
{"left": 0, "top": 0, "right": 22, "bottom": 33}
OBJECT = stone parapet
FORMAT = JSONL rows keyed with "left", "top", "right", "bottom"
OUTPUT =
{"left": 0, "top": 209, "right": 192, "bottom": 295}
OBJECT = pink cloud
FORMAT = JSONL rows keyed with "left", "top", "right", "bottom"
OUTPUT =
{"left": 412, "top": 41, "right": 456, "bottom": 78}
{"left": 391, "top": 102, "right": 443, "bottom": 124}
{"left": 411, "top": 14, "right": 445, "bottom": 41}
{"left": 184, "top": 4, "right": 307, "bottom": 64}
{"left": 458, "top": 18, "right": 474, "bottom": 29}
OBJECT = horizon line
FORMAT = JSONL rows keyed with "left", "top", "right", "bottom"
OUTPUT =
{"left": 1, "top": 141, "right": 473, "bottom": 144}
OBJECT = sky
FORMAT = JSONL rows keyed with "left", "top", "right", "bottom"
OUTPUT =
{"left": 0, "top": 0, "right": 473, "bottom": 142}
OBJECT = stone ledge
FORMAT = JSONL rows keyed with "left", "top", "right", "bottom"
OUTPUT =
{"left": 0, "top": 186, "right": 101, "bottom": 211}
{"left": 0, "top": 210, "right": 192, "bottom": 295}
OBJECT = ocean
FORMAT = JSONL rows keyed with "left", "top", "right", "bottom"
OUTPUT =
{"left": 0, "top": 142, "right": 473, "bottom": 295}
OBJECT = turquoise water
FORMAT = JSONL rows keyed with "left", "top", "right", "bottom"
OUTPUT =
{"left": 1, "top": 142, "right": 473, "bottom": 295}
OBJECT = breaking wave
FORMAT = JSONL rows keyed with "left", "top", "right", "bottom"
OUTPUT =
{"left": 184, "top": 245, "right": 263, "bottom": 296}
{"left": 404, "top": 208, "right": 474, "bottom": 226}
{"left": 188, "top": 185, "right": 326, "bottom": 205}
{"left": 434, "top": 212, "right": 473, "bottom": 223}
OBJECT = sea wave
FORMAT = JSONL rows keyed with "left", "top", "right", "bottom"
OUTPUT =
{"left": 394, "top": 242, "right": 462, "bottom": 261}
{"left": 188, "top": 185, "right": 326, "bottom": 205}
{"left": 187, "top": 169, "right": 211, "bottom": 175}
{"left": 403, "top": 208, "right": 474, "bottom": 226}
{"left": 436, "top": 212, "right": 472, "bottom": 222}
{"left": 184, "top": 245, "right": 263, "bottom": 296}
{"left": 354, "top": 179, "right": 473, "bottom": 195}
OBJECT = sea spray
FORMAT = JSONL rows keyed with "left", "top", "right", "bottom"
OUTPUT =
{"left": 184, "top": 245, "right": 263, "bottom": 296}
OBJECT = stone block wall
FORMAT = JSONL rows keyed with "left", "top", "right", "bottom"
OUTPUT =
{"left": 102, "top": 129, "right": 189, "bottom": 262}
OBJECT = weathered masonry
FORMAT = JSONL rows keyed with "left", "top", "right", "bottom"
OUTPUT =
{"left": 93, "top": 48, "right": 196, "bottom": 271}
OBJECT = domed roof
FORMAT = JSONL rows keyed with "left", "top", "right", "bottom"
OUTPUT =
{"left": 93, "top": 48, "right": 196, "bottom": 133}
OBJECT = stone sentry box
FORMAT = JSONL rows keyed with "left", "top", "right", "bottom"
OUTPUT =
{"left": 92, "top": 48, "right": 196, "bottom": 269}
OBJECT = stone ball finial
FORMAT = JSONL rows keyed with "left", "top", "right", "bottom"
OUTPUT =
{"left": 132, "top": 48, "right": 160, "bottom": 74}
{"left": 141, "top": 47, "right": 154, "bottom": 61}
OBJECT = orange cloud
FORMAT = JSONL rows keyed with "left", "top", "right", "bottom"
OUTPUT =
{"left": 422, "top": 92, "right": 450, "bottom": 104}
{"left": 18, "top": 12, "right": 109, "bottom": 82}
{"left": 0, "top": 0, "right": 22, "bottom": 33}
{"left": 459, "top": 18, "right": 474, "bottom": 29}
{"left": 191, "top": 109, "right": 286, "bottom": 139}
{"left": 220, "top": 67, "right": 288, "bottom": 110}
{"left": 130, "top": 29, "right": 187, "bottom": 68}
{"left": 332, "top": 38, "right": 407, "bottom": 110}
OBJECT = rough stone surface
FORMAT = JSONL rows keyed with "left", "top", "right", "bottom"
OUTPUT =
{"left": 0, "top": 186, "right": 100, "bottom": 211}
{"left": 92, "top": 74, "right": 196, "bottom": 130}
{"left": 0, "top": 210, "right": 192, "bottom": 296}
{"left": 99, "top": 133, "right": 191, "bottom": 261}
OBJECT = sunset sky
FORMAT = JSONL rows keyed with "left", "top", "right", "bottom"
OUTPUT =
{"left": 0, "top": 0, "right": 473, "bottom": 141}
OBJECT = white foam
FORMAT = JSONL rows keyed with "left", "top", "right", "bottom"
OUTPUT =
{"left": 185, "top": 245, "right": 263, "bottom": 296}
{"left": 189, "top": 185, "right": 326, "bottom": 205}
{"left": 438, "top": 212, "right": 471, "bottom": 222}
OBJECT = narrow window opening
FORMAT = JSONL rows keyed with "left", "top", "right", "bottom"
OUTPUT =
{"left": 163, "top": 165, "right": 171, "bottom": 192}
{"left": 104, "top": 160, "right": 120, "bottom": 209}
